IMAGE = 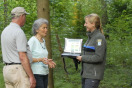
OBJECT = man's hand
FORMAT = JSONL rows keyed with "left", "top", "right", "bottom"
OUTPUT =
{"left": 30, "top": 76, "right": 36, "bottom": 88}
{"left": 19, "top": 52, "right": 36, "bottom": 88}
{"left": 76, "top": 56, "right": 82, "bottom": 61}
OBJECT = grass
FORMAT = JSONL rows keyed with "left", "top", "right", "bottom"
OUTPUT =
{"left": 1, "top": 61, "right": 132, "bottom": 88}
{"left": 100, "top": 66, "right": 132, "bottom": 88}
{"left": 0, "top": 63, "right": 5, "bottom": 88}
{"left": 53, "top": 57, "right": 132, "bottom": 88}
{"left": 53, "top": 58, "right": 82, "bottom": 88}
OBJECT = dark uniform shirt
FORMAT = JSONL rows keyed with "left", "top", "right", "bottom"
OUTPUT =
{"left": 81, "top": 29, "right": 107, "bottom": 80}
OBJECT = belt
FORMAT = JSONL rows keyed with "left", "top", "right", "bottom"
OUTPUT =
{"left": 5, "top": 63, "right": 21, "bottom": 65}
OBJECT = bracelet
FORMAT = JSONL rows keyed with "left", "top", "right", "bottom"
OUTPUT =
{"left": 45, "top": 58, "right": 48, "bottom": 64}
{"left": 37, "top": 59, "right": 39, "bottom": 62}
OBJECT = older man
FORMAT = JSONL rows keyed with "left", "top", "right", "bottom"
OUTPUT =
{"left": 1, "top": 7, "right": 36, "bottom": 88}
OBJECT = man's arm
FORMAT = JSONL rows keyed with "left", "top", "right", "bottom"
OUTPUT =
{"left": 19, "top": 52, "right": 36, "bottom": 88}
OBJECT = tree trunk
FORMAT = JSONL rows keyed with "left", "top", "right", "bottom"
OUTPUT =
{"left": 55, "top": 34, "right": 69, "bottom": 77}
{"left": 99, "top": 0, "right": 108, "bottom": 26}
{"left": 36, "top": 0, "right": 54, "bottom": 88}
{"left": 56, "top": 34, "right": 63, "bottom": 54}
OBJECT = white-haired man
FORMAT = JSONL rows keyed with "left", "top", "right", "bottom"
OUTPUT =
{"left": 1, "top": 7, "right": 36, "bottom": 88}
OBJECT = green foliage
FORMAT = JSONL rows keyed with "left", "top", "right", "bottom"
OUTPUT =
{"left": 53, "top": 58, "right": 81, "bottom": 88}
{"left": 0, "top": 63, "right": 5, "bottom": 88}
{"left": 0, "top": 0, "right": 37, "bottom": 36}
{"left": 105, "top": 14, "right": 132, "bottom": 67}
{"left": 100, "top": 66, "right": 132, "bottom": 88}
{"left": 107, "top": 0, "right": 132, "bottom": 22}
{"left": 81, "top": 0, "right": 103, "bottom": 16}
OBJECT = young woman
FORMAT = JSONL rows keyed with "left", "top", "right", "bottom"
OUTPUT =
{"left": 28, "top": 18, "right": 56, "bottom": 88}
{"left": 76, "top": 13, "right": 107, "bottom": 88}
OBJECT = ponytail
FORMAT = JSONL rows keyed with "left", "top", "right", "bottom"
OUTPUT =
{"left": 99, "top": 20, "right": 104, "bottom": 34}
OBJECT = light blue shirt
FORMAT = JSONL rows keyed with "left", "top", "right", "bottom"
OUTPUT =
{"left": 28, "top": 36, "right": 49, "bottom": 75}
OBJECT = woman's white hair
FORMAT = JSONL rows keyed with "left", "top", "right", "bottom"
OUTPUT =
{"left": 32, "top": 18, "right": 48, "bottom": 35}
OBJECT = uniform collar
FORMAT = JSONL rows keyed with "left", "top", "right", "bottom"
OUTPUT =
{"left": 86, "top": 29, "right": 100, "bottom": 38}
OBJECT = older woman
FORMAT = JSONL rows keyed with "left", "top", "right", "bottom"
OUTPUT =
{"left": 28, "top": 18, "right": 56, "bottom": 88}
{"left": 76, "top": 13, "right": 107, "bottom": 88}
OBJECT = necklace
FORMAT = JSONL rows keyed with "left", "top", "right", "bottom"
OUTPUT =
{"left": 39, "top": 42, "right": 45, "bottom": 49}
{"left": 35, "top": 36, "right": 45, "bottom": 50}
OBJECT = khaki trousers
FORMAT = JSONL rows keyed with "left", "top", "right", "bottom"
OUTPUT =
{"left": 3, "top": 65, "right": 30, "bottom": 88}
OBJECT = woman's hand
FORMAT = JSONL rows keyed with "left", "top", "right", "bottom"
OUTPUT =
{"left": 48, "top": 59, "right": 56, "bottom": 68}
{"left": 41, "top": 58, "right": 48, "bottom": 64}
{"left": 76, "top": 56, "right": 82, "bottom": 61}
{"left": 41, "top": 58, "right": 56, "bottom": 68}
